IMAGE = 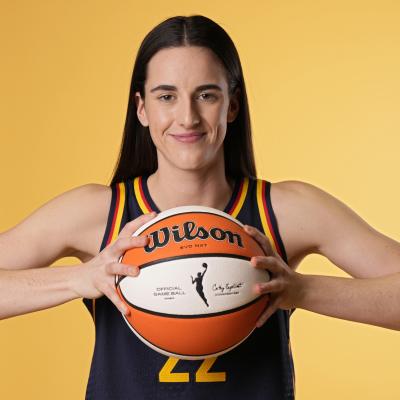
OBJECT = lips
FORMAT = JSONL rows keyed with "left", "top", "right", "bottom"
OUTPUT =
{"left": 170, "top": 132, "right": 206, "bottom": 143}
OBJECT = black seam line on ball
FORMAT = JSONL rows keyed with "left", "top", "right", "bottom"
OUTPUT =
{"left": 116, "top": 253, "right": 252, "bottom": 286}
{"left": 120, "top": 293, "right": 267, "bottom": 319}
{"left": 134, "top": 211, "right": 245, "bottom": 236}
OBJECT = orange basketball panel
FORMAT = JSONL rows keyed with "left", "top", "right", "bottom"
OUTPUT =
{"left": 121, "top": 294, "right": 269, "bottom": 356}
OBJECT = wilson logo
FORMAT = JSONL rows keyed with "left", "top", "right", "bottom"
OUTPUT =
{"left": 144, "top": 221, "right": 243, "bottom": 253}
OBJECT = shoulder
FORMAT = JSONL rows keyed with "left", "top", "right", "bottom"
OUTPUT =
{"left": 61, "top": 183, "right": 112, "bottom": 260}
{"left": 0, "top": 183, "right": 112, "bottom": 270}
{"left": 269, "top": 179, "right": 400, "bottom": 278}
{"left": 269, "top": 179, "right": 338, "bottom": 211}
{"left": 37, "top": 183, "right": 113, "bottom": 261}
{"left": 50, "top": 183, "right": 112, "bottom": 223}
{"left": 268, "top": 179, "right": 345, "bottom": 269}
{"left": 270, "top": 179, "right": 352, "bottom": 221}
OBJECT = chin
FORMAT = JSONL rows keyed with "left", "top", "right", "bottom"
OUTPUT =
{"left": 171, "top": 157, "right": 210, "bottom": 172}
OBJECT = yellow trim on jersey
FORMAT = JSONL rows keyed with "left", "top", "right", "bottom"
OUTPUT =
{"left": 133, "top": 177, "right": 152, "bottom": 214}
{"left": 230, "top": 177, "right": 249, "bottom": 218}
{"left": 256, "top": 179, "right": 278, "bottom": 253}
{"left": 110, "top": 182, "right": 126, "bottom": 243}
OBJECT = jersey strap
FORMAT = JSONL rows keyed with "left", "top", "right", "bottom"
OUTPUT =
{"left": 133, "top": 176, "right": 152, "bottom": 213}
{"left": 226, "top": 176, "right": 249, "bottom": 217}
{"left": 100, "top": 182, "right": 127, "bottom": 248}
{"left": 256, "top": 179, "right": 288, "bottom": 262}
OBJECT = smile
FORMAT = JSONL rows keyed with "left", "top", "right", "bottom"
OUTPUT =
{"left": 170, "top": 133, "right": 206, "bottom": 143}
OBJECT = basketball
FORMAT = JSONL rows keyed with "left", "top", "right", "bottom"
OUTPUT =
{"left": 116, "top": 205, "right": 269, "bottom": 360}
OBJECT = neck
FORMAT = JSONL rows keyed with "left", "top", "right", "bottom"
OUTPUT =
{"left": 147, "top": 159, "right": 235, "bottom": 212}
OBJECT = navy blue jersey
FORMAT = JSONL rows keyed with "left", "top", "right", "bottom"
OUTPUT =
{"left": 82, "top": 175, "right": 295, "bottom": 399}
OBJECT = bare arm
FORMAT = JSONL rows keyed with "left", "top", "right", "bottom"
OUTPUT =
{"left": 0, "top": 183, "right": 109, "bottom": 319}
{"left": 0, "top": 265, "right": 82, "bottom": 319}
{"left": 0, "top": 183, "right": 110, "bottom": 270}
{"left": 0, "top": 184, "right": 156, "bottom": 320}
{"left": 297, "top": 272, "right": 400, "bottom": 330}
{"left": 246, "top": 224, "right": 400, "bottom": 331}
{"left": 246, "top": 181, "right": 400, "bottom": 330}
{"left": 272, "top": 180, "right": 400, "bottom": 278}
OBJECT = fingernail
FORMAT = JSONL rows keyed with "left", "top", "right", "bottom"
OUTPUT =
{"left": 129, "top": 267, "right": 138, "bottom": 275}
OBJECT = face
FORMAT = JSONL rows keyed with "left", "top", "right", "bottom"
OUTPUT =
{"left": 135, "top": 46, "right": 239, "bottom": 172}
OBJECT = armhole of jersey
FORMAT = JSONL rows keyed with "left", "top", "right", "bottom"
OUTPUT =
{"left": 100, "top": 181, "right": 127, "bottom": 250}
{"left": 91, "top": 181, "right": 126, "bottom": 324}
{"left": 99, "top": 183, "right": 118, "bottom": 252}
{"left": 256, "top": 179, "right": 289, "bottom": 264}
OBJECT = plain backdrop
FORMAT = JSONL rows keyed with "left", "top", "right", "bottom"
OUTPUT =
{"left": 1, "top": 1, "right": 399, "bottom": 399}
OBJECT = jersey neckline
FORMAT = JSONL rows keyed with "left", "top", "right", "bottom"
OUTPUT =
{"left": 140, "top": 175, "right": 243, "bottom": 216}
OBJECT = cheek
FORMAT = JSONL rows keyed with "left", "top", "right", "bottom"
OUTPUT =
{"left": 147, "top": 108, "right": 172, "bottom": 138}
{"left": 215, "top": 114, "right": 228, "bottom": 142}
{"left": 204, "top": 106, "right": 228, "bottom": 137}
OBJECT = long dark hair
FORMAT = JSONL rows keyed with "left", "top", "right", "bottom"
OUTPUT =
{"left": 110, "top": 15, "right": 257, "bottom": 185}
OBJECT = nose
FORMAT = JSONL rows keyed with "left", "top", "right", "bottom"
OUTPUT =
{"left": 176, "top": 96, "right": 201, "bottom": 128}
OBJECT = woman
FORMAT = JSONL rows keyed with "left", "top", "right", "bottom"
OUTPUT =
{"left": 1, "top": 15, "right": 399, "bottom": 399}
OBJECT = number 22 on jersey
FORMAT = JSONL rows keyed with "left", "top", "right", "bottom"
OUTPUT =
{"left": 159, "top": 356, "right": 226, "bottom": 383}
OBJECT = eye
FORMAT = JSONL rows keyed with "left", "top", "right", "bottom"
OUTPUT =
{"left": 199, "top": 92, "right": 217, "bottom": 101}
{"left": 159, "top": 94, "right": 172, "bottom": 102}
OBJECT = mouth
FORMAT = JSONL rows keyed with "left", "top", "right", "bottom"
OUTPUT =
{"left": 169, "top": 132, "right": 206, "bottom": 143}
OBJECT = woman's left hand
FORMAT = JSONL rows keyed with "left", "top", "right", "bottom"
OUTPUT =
{"left": 243, "top": 224, "right": 305, "bottom": 328}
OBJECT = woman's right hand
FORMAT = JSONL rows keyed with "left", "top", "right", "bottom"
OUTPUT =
{"left": 72, "top": 212, "right": 157, "bottom": 315}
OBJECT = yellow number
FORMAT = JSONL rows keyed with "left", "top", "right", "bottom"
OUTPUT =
{"left": 195, "top": 357, "right": 226, "bottom": 382}
{"left": 159, "top": 357, "right": 189, "bottom": 382}
{"left": 158, "top": 356, "right": 226, "bottom": 383}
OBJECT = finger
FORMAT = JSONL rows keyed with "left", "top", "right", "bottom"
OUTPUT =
{"left": 243, "top": 225, "right": 275, "bottom": 256}
{"left": 118, "top": 211, "right": 158, "bottom": 238}
{"left": 251, "top": 255, "right": 282, "bottom": 275}
{"left": 256, "top": 297, "right": 279, "bottom": 328}
{"left": 102, "top": 283, "right": 130, "bottom": 316}
{"left": 253, "top": 279, "right": 283, "bottom": 295}
{"left": 105, "top": 261, "right": 140, "bottom": 277}
{"left": 109, "top": 235, "right": 149, "bottom": 258}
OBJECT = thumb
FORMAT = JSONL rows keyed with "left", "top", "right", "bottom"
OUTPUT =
{"left": 118, "top": 211, "right": 158, "bottom": 238}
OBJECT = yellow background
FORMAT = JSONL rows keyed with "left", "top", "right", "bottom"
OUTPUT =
{"left": 1, "top": 1, "right": 399, "bottom": 398}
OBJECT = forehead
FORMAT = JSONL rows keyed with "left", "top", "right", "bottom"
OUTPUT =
{"left": 145, "top": 46, "right": 228, "bottom": 89}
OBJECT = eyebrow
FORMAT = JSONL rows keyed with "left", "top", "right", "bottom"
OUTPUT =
{"left": 149, "top": 84, "right": 223, "bottom": 93}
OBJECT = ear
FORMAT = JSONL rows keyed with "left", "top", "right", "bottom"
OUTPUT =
{"left": 135, "top": 91, "right": 149, "bottom": 127}
{"left": 227, "top": 87, "right": 240, "bottom": 123}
